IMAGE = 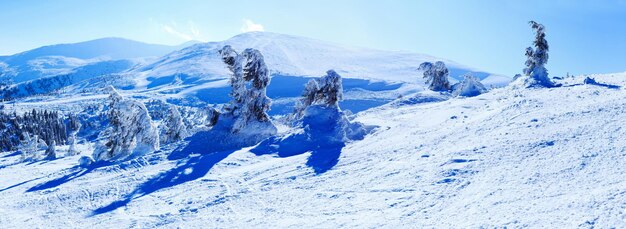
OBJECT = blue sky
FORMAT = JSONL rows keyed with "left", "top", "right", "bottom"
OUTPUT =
{"left": 1, "top": 0, "right": 625, "bottom": 76}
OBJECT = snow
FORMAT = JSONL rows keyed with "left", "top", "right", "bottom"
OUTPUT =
{"left": 1, "top": 72, "right": 626, "bottom": 227}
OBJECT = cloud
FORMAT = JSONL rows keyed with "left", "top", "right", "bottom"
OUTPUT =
{"left": 241, "top": 19, "right": 265, "bottom": 32}
{"left": 163, "top": 24, "right": 194, "bottom": 41}
{"left": 159, "top": 20, "right": 206, "bottom": 42}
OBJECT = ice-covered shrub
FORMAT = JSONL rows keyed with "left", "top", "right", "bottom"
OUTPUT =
{"left": 292, "top": 70, "right": 343, "bottom": 121}
{"left": 160, "top": 103, "right": 188, "bottom": 144}
{"left": 419, "top": 61, "right": 450, "bottom": 91}
{"left": 452, "top": 73, "right": 488, "bottom": 97}
{"left": 92, "top": 86, "right": 159, "bottom": 162}
{"left": 44, "top": 141, "right": 56, "bottom": 160}
{"left": 79, "top": 155, "right": 94, "bottom": 167}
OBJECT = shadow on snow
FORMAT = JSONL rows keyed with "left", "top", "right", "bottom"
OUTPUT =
{"left": 26, "top": 161, "right": 112, "bottom": 192}
{"left": 92, "top": 130, "right": 239, "bottom": 215}
{"left": 250, "top": 134, "right": 345, "bottom": 175}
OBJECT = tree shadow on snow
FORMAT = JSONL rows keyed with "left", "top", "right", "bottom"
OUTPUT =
{"left": 26, "top": 161, "right": 112, "bottom": 192}
{"left": 250, "top": 134, "right": 345, "bottom": 174}
{"left": 92, "top": 130, "right": 240, "bottom": 215}
{"left": 584, "top": 77, "right": 621, "bottom": 89}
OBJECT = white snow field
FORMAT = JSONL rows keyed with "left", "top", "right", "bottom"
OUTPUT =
{"left": 1, "top": 72, "right": 625, "bottom": 227}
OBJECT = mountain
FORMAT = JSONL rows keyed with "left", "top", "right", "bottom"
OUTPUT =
{"left": 101, "top": 32, "right": 509, "bottom": 113}
{"left": 1, "top": 37, "right": 189, "bottom": 64}
{"left": 0, "top": 38, "right": 193, "bottom": 83}
{"left": 131, "top": 32, "right": 509, "bottom": 89}
{"left": 0, "top": 32, "right": 510, "bottom": 115}
{"left": 1, "top": 72, "right": 624, "bottom": 227}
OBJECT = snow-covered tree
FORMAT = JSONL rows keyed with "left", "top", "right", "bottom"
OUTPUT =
{"left": 93, "top": 86, "right": 159, "bottom": 161}
{"left": 219, "top": 46, "right": 274, "bottom": 133}
{"left": 292, "top": 70, "right": 344, "bottom": 121}
{"left": 419, "top": 61, "right": 450, "bottom": 91}
{"left": 66, "top": 113, "right": 81, "bottom": 156}
{"left": 0, "top": 109, "right": 67, "bottom": 151}
{"left": 44, "top": 141, "right": 56, "bottom": 160}
{"left": 522, "top": 21, "right": 553, "bottom": 87}
{"left": 241, "top": 48, "right": 272, "bottom": 122}
{"left": 18, "top": 133, "right": 37, "bottom": 160}
{"left": 160, "top": 104, "right": 188, "bottom": 144}
{"left": 219, "top": 45, "right": 246, "bottom": 116}
{"left": 452, "top": 73, "right": 488, "bottom": 97}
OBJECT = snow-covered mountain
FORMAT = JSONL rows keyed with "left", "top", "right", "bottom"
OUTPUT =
{"left": 130, "top": 32, "right": 509, "bottom": 89}
{"left": 0, "top": 32, "right": 511, "bottom": 117}
{"left": 0, "top": 37, "right": 195, "bottom": 83}
{"left": 0, "top": 38, "right": 198, "bottom": 99}
{"left": 1, "top": 72, "right": 625, "bottom": 227}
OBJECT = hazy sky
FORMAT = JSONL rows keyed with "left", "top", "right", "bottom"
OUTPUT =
{"left": 1, "top": 0, "right": 626, "bottom": 76}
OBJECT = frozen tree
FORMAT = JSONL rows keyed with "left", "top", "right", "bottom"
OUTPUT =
{"left": 219, "top": 46, "right": 274, "bottom": 133}
{"left": 44, "top": 141, "right": 56, "bottom": 160}
{"left": 292, "top": 70, "right": 344, "bottom": 121}
{"left": 452, "top": 73, "right": 488, "bottom": 97}
{"left": 219, "top": 45, "right": 246, "bottom": 116}
{"left": 18, "top": 133, "right": 37, "bottom": 160}
{"left": 66, "top": 113, "right": 81, "bottom": 156}
{"left": 419, "top": 61, "right": 450, "bottom": 91}
{"left": 93, "top": 86, "right": 159, "bottom": 161}
{"left": 239, "top": 48, "right": 272, "bottom": 123}
{"left": 317, "top": 70, "right": 343, "bottom": 106}
{"left": 522, "top": 21, "right": 553, "bottom": 87}
{"left": 67, "top": 136, "right": 78, "bottom": 156}
{"left": 160, "top": 104, "right": 188, "bottom": 144}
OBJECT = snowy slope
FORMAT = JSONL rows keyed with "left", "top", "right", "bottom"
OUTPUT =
{"left": 130, "top": 32, "right": 509, "bottom": 89}
{"left": 1, "top": 72, "right": 625, "bottom": 227}
{"left": 0, "top": 38, "right": 194, "bottom": 84}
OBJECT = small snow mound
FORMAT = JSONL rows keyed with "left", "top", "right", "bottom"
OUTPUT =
{"left": 79, "top": 155, "right": 94, "bottom": 167}
{"left": 389, "top": 91, "right": 450, "bottom": 106}
{"left": 452, "top": 74, "right": 488, "bottom": 97}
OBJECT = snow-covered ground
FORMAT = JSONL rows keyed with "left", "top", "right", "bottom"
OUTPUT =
{"left": 2, "top": 72, "right": 625, "bottom": 227}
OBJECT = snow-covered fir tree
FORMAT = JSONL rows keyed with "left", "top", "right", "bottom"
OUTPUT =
{"left": 93, "top": 86, "right": 159, "bottom": 161}
{"left": 452, "top": 73, "right": 488, "bottom": 97}
{"left": 418, "top": 61, "right": 450, "bottom": 91}
{"left": 44, "top": 141, "right": 56, "bottom": 160}
{"left": 292, "top": 70, "right": 344, "bottom": 121}
{"left": 522, "top": 20, "right": 553, "bottom": 87}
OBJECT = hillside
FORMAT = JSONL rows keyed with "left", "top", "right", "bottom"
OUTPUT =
{"left": 1, "top": 72, "right": 624, "bottom": 227}
{"left": 130, "top": 32, "right": 509, "bottom": 89}
{"left": 0, "top": 38, "right": 193, "bottom": 84}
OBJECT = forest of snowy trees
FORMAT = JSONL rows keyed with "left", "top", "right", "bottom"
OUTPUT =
{"left": 0, "top": 110, "right": 68, "bottom": 151}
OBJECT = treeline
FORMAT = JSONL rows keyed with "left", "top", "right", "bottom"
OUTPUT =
{"left": 0, "top": 109, "right": 70, "bottom": 151}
